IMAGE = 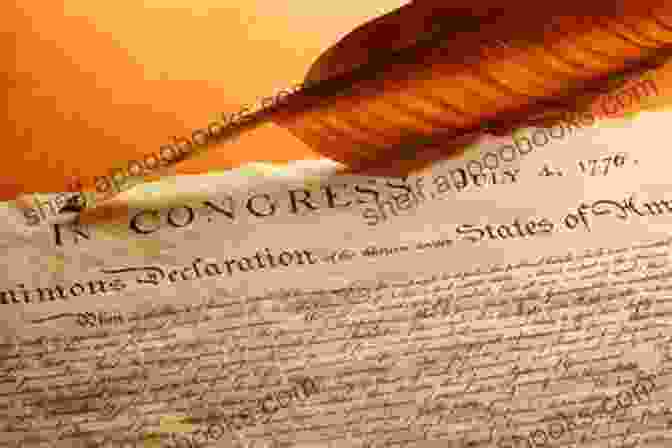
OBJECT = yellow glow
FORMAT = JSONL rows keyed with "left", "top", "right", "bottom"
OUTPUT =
{"left": 4, "top": 1, "right": 406, "bottom": 198}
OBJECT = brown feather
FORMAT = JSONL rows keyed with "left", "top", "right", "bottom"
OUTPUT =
{"left": 268, "top": 1, "right": 672, "bottom": 174}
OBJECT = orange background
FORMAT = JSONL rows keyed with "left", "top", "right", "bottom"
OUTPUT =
{"left": 3, "top": 1, "right": 407, "bottom": 200}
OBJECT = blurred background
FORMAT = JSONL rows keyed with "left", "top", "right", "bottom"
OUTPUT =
{"left": 2, "top": 0, "right": 407, "bottom": 199}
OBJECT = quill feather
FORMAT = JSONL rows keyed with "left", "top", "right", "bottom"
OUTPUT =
{"left": 266, "top": 1, "right": 672, "bottom": 174}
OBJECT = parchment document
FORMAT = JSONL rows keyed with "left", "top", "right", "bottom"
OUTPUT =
{"left": 2, "top": 111, "right": 672, "bottom": 448}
